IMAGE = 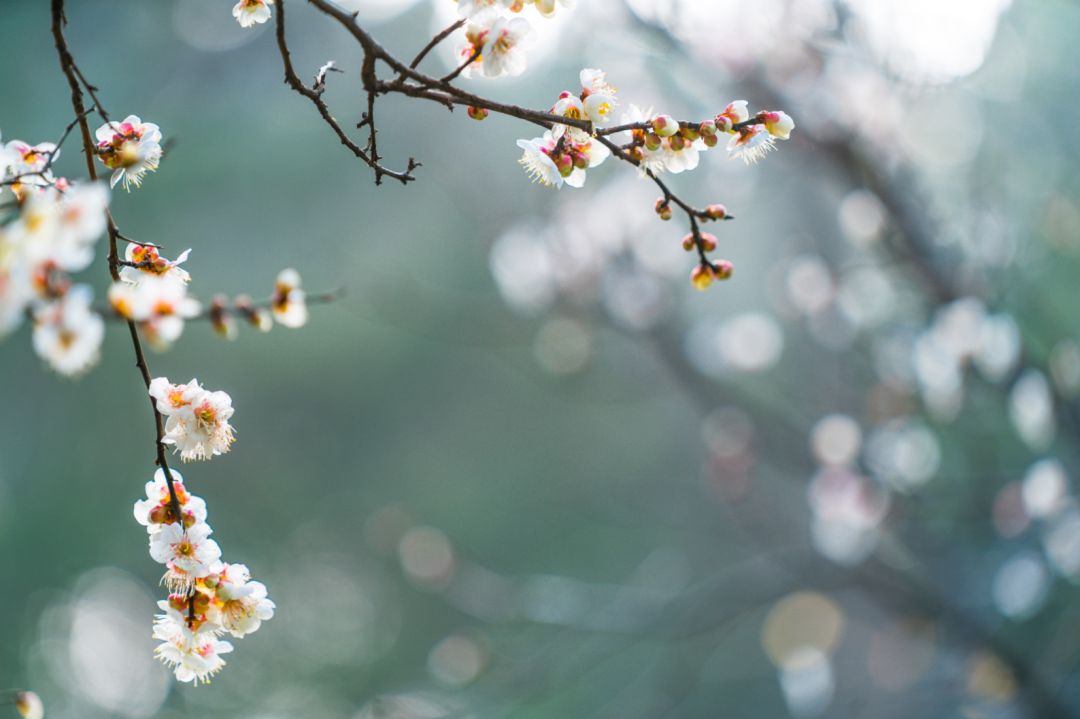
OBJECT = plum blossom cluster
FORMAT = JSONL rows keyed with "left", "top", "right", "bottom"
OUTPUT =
{"left": 137, "top": 466, "right": 274, "bottom": 684}
{"left": 452, "top": 0, "right": 575, "bottom": 80}
{"left": 108, "top": 243, "right": 200, "bottom": 352}
{"left": 150, "top": 377, "right": 236, "bottom": 462}
{"left": 1, "top": 127, "right": 111, "bottom": 375}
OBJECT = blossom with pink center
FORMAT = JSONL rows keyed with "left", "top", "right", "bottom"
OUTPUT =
{"left": 120, "top": 244, "right": 192, "bottom": 286}
{"left": 726, "top": 124, "right": 776, "bottom": 165}
{"left": 94, "top": 116, "right": 163, "bottom": 191}
{"left": 134, "top": 467, "right": 208, "bottom": 533}
{"left": 232, "top": 0, "right": 273, "bottom": 27}
{"left": 517, "top": 133, "right": 563, "bottom": 188}
{"left": 150, "top": 522, "right": 221, "bottom": 590}
{"left": 271, "top": 268, "right": 307, "bottom": 328}
{"left": 481, "top": 17, "right": 536, "bottom": 78}
{"left": 453, "top": 24, "right": 489, "bottom": 79}
{"left": 204, "top": 563, "right": 276, "bottom": 637}
{"left": 31, "top": 285, "right": 104, "bottom": 377}
{"left": 5, "top": 140, "right": 58, "bottom": 177}
{"left": 716, "top": 101, "right": 749, "bottom": 133}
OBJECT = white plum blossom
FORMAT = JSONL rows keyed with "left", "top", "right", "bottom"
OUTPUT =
{"left": 120, "top": 243, "right": 192, "bottom": 286}
{"left": 157, "top": 381, "right": 237, "bottom": 462}
{"left": 233, "top": 0, "right": 273, "bottom": 27}
{"left": 94, "top": 116, "right": 163, "bottom": 191}
{"left": 204, "top": 563, "right": 276, "bottom": 637}
{"left": 458, "top": 0, "right": 504, "bottom": 22}
{"left": 481, "top": 17, "right": 536, "bottom": 78}
{"left": 453, "top": 24, "right": 489, "bottom": 79}
{"left": 579, "top": 68, "right": 617, "bottom": 125}
{"left": 660, "top": 136, "right": 707, "bottom": 174}
{"left": 156, "top": 632, "right": 234, "bottom": 685}
{"left": 517, "top": 133, "right": 564, "bottom": 188}
{"left": 271, "top": 268, "right": 307, "bottom": 328}
{"left": 762, "top": 111, "right": 795, "bottom": 140}
{"left": 727, "top": 125, "right": 776, "bottom": 165}
{"left": 134, "top": 467, "right": 208, "bottom": 533}
{"left": 6, "top": 139, "right": 58, "bottom": 178}
{"left": 31, "top": 285, "right": 104, "bottom": 377}
{"left": 551, "top": 93, "right": 589, "bottom": 143}
{"left": 108, "top": 275, "right": 201, "bottom": 348}
{"left": 150, "top": 522, "right": 222, "bottom": 590}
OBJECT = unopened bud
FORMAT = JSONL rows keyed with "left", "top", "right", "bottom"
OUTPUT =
{"left": 203, "top": 574, "right": 220, "bottom": 589}
{"left": 55, "top": 177, "right": 71, "bottom": 191}
{"left": 553, "top": 153, "right": 574, "bottom": 177}
{"left": 712, "top": 259, "right": 734, "bottom": 280}
{"left": 702, "top": 134, "right": 718, "bottom": 148}
{"left": 644, "top": 132, "right": 662, "bottom": 151}
{"left": 690, "top": 264, "right": 715, "bottom": 291}
{"left": 714, "top": 115, "right": 733, "bottom": 134}
{"left": 627, "top": 146, "right": 645, "bottom": 162}
{"left": 700, "top": 232, "right": 717, "bottom": 251}
{"left": 467, "top": 106, "right": 488, "bottom": 121}
{"left": 192, "top": 592, "right": 211, "bottom": 614}
{"left": 655, "top": 199, "right": 673, "bottom": 221}
{"left": 699, "top": 120, "right": 717, "bottom": 137}
{"left": 703, "top": 204, "right": 727, "bottom": 220}
{"left": 252, "top": 307, "right": 273, "bottom": 332}
{"left": 668, "top": 135, "right": 687, "bottom": 152}
{"left": 15, "top": 692, "right": 43, "bottom": 719}
{"left": 182, "top": 510, "right": 197, "bottom": 529}
{"left": 168, "top": 594, "right": 189, "bottom": 612}
{"left": 682, "top": 233, "right": 695, "bottom": 251}
{"left": 681, "top": 127, "right": 700, "bottom": 141}
{"left": 149, "top": 505, "right": 169, "bottom": 524}
{"left": 573, "top": 151, "right": 590, "bottom": 169}
{"left": 652, "top": 115, "right": 678, "bottom": 138}
{"left": 558, "top": 90, "right": 573, "bottom": 100}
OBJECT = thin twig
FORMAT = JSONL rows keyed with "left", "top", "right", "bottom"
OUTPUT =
{"left": 439, "top": 46, "right": 480, "bottom": 84}
{"left": 409, "top": 18, "right": 464, "bottom": 70}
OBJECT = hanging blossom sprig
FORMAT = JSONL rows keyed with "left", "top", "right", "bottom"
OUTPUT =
{"left": 137, "top": 465, "right": 276, "bottom": 683}
{"left": 260, "top": 0, "right": 796, "bottom": 289}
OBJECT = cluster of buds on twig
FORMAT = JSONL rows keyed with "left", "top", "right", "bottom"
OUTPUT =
{"left": 207, "top": 268, "right": 309, "bottom": 339}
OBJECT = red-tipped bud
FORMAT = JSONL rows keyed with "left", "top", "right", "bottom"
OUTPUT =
{"left": 655, "top": 199, "right": 673, "bottom": 220}
{"left": 652, "top": 115, "right": 678, "bottom": 138}
{"left": 668, "top": 135, "right": 688, "bottom": 152}
{"left": 153, "top": 257, "right": 169, "bottom": 270}
{"left": 699, "top": 120, "right": 718, "bottom": 137}
{"left": 573, "top": 151, "right": 590, "bottom": 169}
{"left": 644, "top": 132, "right": 662, "bottom": 151}
{"left": 554, "top": 153, "right": 574, "bottom": 177}
{"left": 691, "top": 264, "right": 715, "bottom": 290}
{"left": 168, "top": 594, "right": 189, "bottom": 612}
{"left": 149, "top": 505, "right": 168, "bottom": 525}
{"left": 682, "top": 233, "right": 695, "bottom": 251}
{"left": 700, "top": 233, "right": 718, "bottom": 251}
{"left": 702, "top": 134, "right": 719, "bottom": 148}
{"left": 681, "top": 127, "right": 700, "bottom": 141}
{"left": 714, "top": 115, "right": 733, "bottom": 134}
{"left": 203, "top": 574, "right": 220, "bottom": 589}
{"left": 467, "top": 106, "right": 488, "bottom": 121}
{"left": 712, "top": 259, "right": 734, "bottom": 280}
{"left": 558, "top": 90, "right": 574, "bottom": 100}
{"left": 182, "top": 509, "right": 197, "bottom": 529}
{"left": 703, "top": 204, "right": 727, "bottom": 220}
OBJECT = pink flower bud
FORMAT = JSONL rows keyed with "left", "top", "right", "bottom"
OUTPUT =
{"left": 573, "top": 151, "right": 590, "bottom": 169}
{"left": 203, "top": 574, "right": 220, "bottom": 589}
{"left": 644, "top": 132, "right": 662, "bottom": 151}
{"left": 700, "top": 233, "right": 718, "bottom": 251}
{"left": 655, "top": 199, "right": 673, "bottom": 220}
{"left": 682, "top": 233, "right": 695, "bottom": 251}
{"left": 714, "top": 115, "right": 733, "bottom": 134}
{"left": 467, "top": 106, "right": 489, "bottom": 121}
{"left": 712, "top": 259, "right": 734, "bottom": 280}
{"left": 668, "top": 135, "right": 687, "bottom": 151}
{"left": 554, "top": 153, "right": 574, "bottom": 177}
{"left": 702, "top": 134, "right": 718, "bottom": 148}
{"left": 168, "top": 594, "right": 189, "bottom": 612}
{"left": 703, "top": 204, "right": 727, "bottom": 220}
{"left": 149, "top": 505, "right": 168, "bottom": 524}
{"left": 691, "top": 264, "right": 715, "bottom": 290}
{"left": 699, "top": 120, "right": 717, "bottom": 137}
{"left": 627, "top": 146, "right": 645, "bottom": 162}
{"left": 652, "top": 115, "right": 678, "bottom": 138}
{"left": 558, "top": 90, "right": 573, "bottom": 99}
{"left": 761, "top": 110, "right": 794, "bottom": 140}
{"left": 681, "top": 127, "right": 700, "bottom": 141}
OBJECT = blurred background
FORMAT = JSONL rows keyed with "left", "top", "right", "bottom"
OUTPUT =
{"left": 2, "top": 0, "right": 1080, "bottom": 716}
